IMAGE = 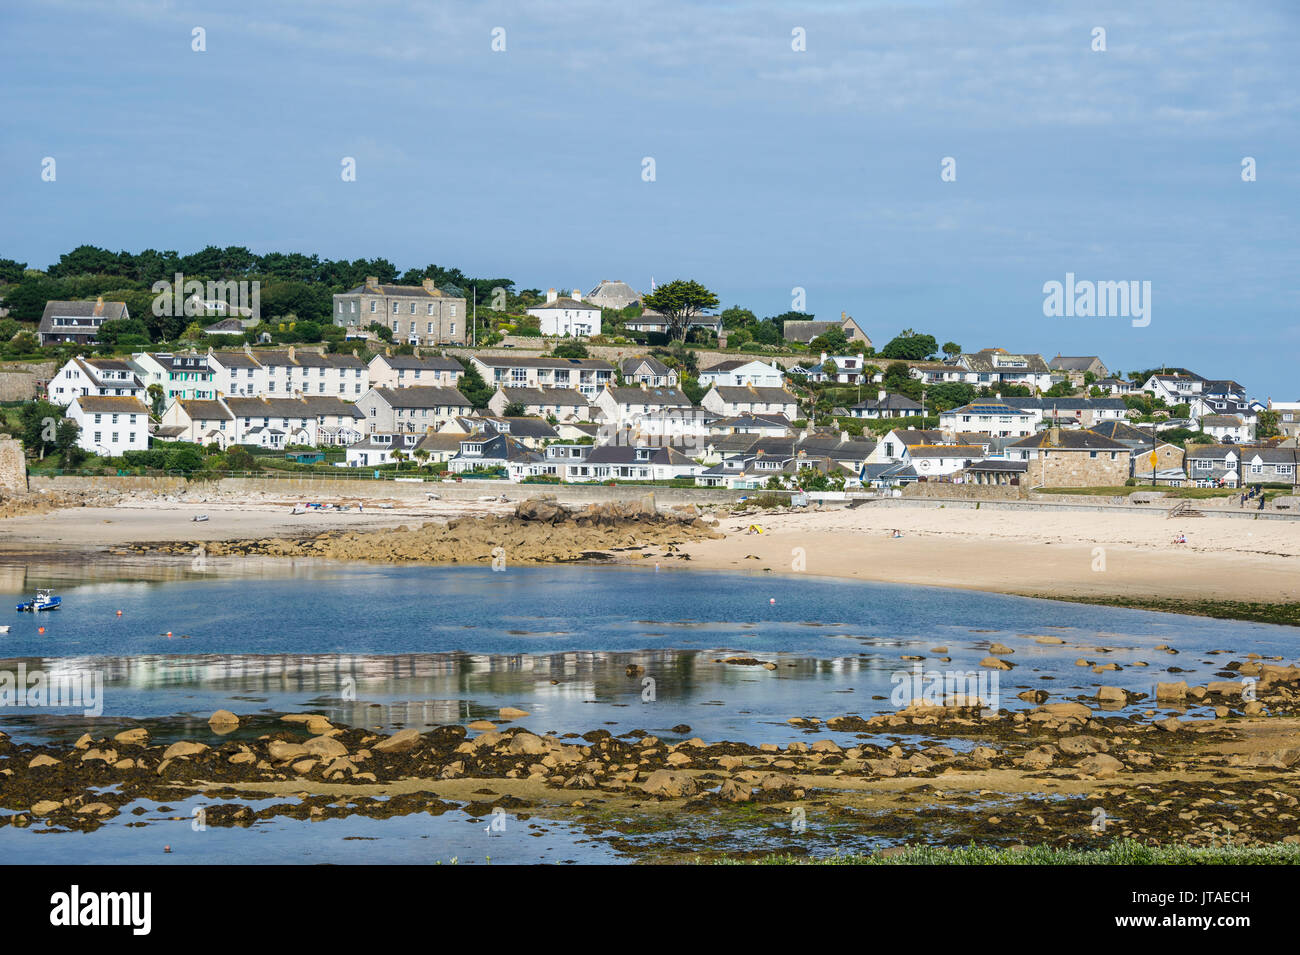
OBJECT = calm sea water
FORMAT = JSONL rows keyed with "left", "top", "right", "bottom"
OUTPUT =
{"left": 2, "top": 560, "right": 1295, "bottom": 863}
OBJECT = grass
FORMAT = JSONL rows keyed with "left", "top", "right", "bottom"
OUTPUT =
{"left": 712, "top": 839, "right": 1300, "bottom": 865}
{"left": 1040, "top": 485, "right": 1291, "bottom": 502}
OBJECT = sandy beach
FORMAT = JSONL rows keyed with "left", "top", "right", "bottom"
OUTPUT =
{"left": 0, "top": 492, "right": 1297, "bottom": 613}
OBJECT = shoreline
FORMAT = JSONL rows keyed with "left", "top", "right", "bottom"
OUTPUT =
{"left": 0, "top": 494, "right": 1298, "bottom": 624}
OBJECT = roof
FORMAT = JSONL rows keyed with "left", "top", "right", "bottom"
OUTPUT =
{"left": 1049, "top": 355, "right": 1104, "bottom": 371}
{"left": 709, "top": 385, "right": 798, "bottom": 404}
{"left": 620, "top": 355, "right": 672, "bottom": 377}
{"left": 485, "top": 416, "right": 560, "bottom": 439}
{"left": 497, "top": 386, "right": 590, "bottom": 407}
{"left": 40, "top": 299, "right": 129, "bottom": 333}
{"left": 177, "top": 399, "right": 234, "bottom": 420}
{"left": 375, "top": 354, "right": 463, "bottom": 372}
{"left": 530, "top": 296, "right": 598, "bottom": 311}
{"left": 852, "top": 393, "right": 922, "bottom": 411}
{"left": 1201, "top": 414, "right": 1245, "bottom": 427}
{"left": 72, "top": 395, "right": 150, "bottom": 414}
{"left": 1007, "top": 429, "right": 1131, "bottom": 451}
{"left": 341, "top": 280, "right": 459, "bottom": 299}
{"left": 945, "top": 400, "right": 1035, "bottom": 416}
{"left": 907, "top": 444, "right": 985, "bottom": 458}
{"left": 474, "top": 355, "right": 614, "bottom": 371}
{"left": 414, "top": 432, "right": 467, "bottom": 452}
{"left": 959, "top": 351, "right": 1051, "bottom": 374}
{"left": 586, "top": 280, "right": 642, "bottom": 309}
{"left": 372, "top": 386, "right": 471, "bottom": 409}
{"left": 964, "top": 459, "right": 1029, "bottom": 472}
{"left": 781, "top": 320, "right": 835, "bottom": 343}
{"left": 603, "top": 386, "right": 693, "bottom": 407}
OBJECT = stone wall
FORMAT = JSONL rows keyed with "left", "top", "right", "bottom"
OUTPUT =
{"left": 1024, "top": 450, "right": 1130, "bottom": 488}
{"left": 0, "top": 438, "right": 27, "bottom": 492}
{"left": 903, "top": 482, "right": 1025, "bottom": 501}
{"left": 0, "top": 372, "right": 38, "bottom": 401}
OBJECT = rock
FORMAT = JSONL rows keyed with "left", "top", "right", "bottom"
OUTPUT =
{"left": 113, "top": 728, "right": 149, "bottom": 746}
{"left": 1021, "top": 747, "right": 1056, "bottom": 770}
{"left": 1096, "top": 686, "right": 1128, "bottom": 704}
{"left": 716, "top": 755, "right": 745, "bottom": 770}
{"left": 73, "top": 733, "right": 94, "bottom": 750}
{"left": 78, "top": 803, "right": 114, "bottom": 816}
{"left": 373, "top": 728, "right": 422, "bottom": 754}
{"left": 162, "top": 741, "right": 208, "bottom": 760}
{"left": 988, "top": 643, "right": 1015, "bottom": 655}
{"left": 1033, "top": 635, "right": 1066, "bottom": 645}
{"left": 1057, "top": 735, "right": 1108, "bottom": 756}
{"left": 641, "top": 769, "right": 697, "bottom": 798}
{"left": 980, "top": 657, "right": 1014, "bottom": 670}
{"left": 810, "top": 739, "right": 842, "bottom": 754}
{"left": 1076, "top": 753, "right": 1124, "bottom": 778}
{"left": 759, "top": 772, "right": 798, "bottom": 790}
{"left": 507, "top": 733, "right": 548, "bottom": 756}
{"left": 229, "top": 752, "right": 256, "bottom": 764}
{"left": 1017, "top": 690, "right": 1049, "bottom": 704}
{"left": 467, "top": 720, "right": 496, "bottom": 731}
{"left": 268, "top": 741, "right": 309, "bottom": 761}
{"left": 207, "top": 710, "right": 240, "bottom": 732}
{"left": 1243, "top": 701, "right": 1265, "bottom": 716}
{"left": 1155, "top": 681, "right": 1188, "bottom": 702}
{"left": 665, "top": 752, "right": 693, "bottom": 767}
{"left": 291, "top": 758, "right": 318, "bottom": 775}
{"left": 304, "top": 735, "right": 348, "bottom": 758}
{"left": 498, "top": 707, "right": 530, "bottom": 720}
{"left": 1156, "top": 717, "right": 1182, "bottom": 732}
{"left": 1031, "top": 702, "right": 1092, "bottom": 720}
{"left": 719, "top": 778, "right": 753, "bottom": 802}
{"left": 282, "top": 713, "right": 333, "bottom": 735}
{"left": 31, "top": 800, "right": 62, "bottom": 815}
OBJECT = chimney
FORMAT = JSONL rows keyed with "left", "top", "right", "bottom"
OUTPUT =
{"left": 365, "top": 276, "right": 378, "bottom": 289}
{"left": 572, "top": 289, "right": 582, "bottom": 302}
{"left": 546, "top": 288, "right": 558, "bottom": 304}
{"left": 878, "top": 389, "right": 886, "bottom": 402}
{"left": 422, "top": 278, "right": 436, "bottom": 292}
{"left": 413, "top": 346, "right": 421, "bottom": 358}
{"left": 821, "top": 351, "right": 828, "bottom": 364}
{"left": 287, "top": 345, "right": 296, "bottom": 362}
{"left": 93, "top": 296, "right": 105, "bottom": 316}
{"left": 840, "top": 430, "right": 849, "bottom": 443}
{"left": 1049, "top": 426, "right": 1061, "bottom": 446}
{"left": 994, "top": 392, "right": 1001, "bottom": 400}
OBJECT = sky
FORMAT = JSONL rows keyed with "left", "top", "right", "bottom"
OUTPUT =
{"left": 1, "top": 0, "right": 1297, "bottom": 397}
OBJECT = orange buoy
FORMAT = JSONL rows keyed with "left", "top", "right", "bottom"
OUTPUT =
{"left": 38, "top": 626, "right": 45, "bottom": 634}
{"left": 166, "top": 631, "right": 173, "bottom": 638}
{"left": 116, "top": 610, "right": 123, "bottom": 616}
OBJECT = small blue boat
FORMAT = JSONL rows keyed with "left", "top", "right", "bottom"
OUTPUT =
{"left": 16, "top": 589, "right": 61, "bottom": 612}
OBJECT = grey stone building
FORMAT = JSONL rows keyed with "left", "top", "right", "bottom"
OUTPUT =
{"left": 332, "top": 276, "right": 468, "bottom": 346}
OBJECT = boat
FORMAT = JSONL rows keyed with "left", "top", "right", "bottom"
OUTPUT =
{"left": 17, "top": 589, "right": 62, "bottom": 612}
{"left": 0, "top": 625, "right": 9, "bottom": 633}
{"left": 192, "top": 514, "right": 209, "bottom": 522}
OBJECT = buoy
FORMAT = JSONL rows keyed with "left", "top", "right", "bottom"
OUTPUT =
{"left": 38, "top": 626, "right": 45, "bottom": 634}
{"left": 769, "top": 598, "right": 776, "bottom": 605}
{"left": 166, "top": 631, "right": 173, "bottom": 638}
{"left": 163, "top": 845, "right": 171, "bottom": 853}
{"left": 116, "top": 610, "right": 123, "bottom": 616}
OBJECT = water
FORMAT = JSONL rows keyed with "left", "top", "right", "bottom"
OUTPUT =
{"left": 2, "top": 560, "right": 1296, "bottom": 863}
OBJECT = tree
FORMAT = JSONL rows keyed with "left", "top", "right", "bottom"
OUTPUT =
{"left": 821, "top": 359, "right": 839, "bottom": 381}
{"left": 1257, "top": 410, "right": 1280, "bottom": 439}
{"left": 942, "top": 341, "right": 962, "bottom": 358}
{"left": 18, "top": 400, "right": 69, "bottom": 459}
{"left": 765, "top": 310, "right": 809, "bottom": 333}
{"left": 640, "top": 280, "right": 719, "bottom": 342}
{"left": 502, "top": 402, "right": 526, "bottom": 417}
{"left": 456, "top": 360, "right": 493, "bottom": 409}
{"left": 551, "top": 342, "right": 588, "bottom": 359}
{"left": 147, "top": 384, "right": 165, "bottom": 417}
{"left": 721, "top": 305, "right": 756, "bottom": 330}
{"left": 164, "top": 444, "right": 205, "bottom": 473}
{"left": 413, "top": 448, "right": 430, "bottom": 469}
{"left": 879, "top": 332, "right": 938, "bottom": 361}
{"left": 809, "top": 326, "right": 849, "bottom": 353}
{"left": 1044, "top": 381, "right": 1076, "bottom": 398}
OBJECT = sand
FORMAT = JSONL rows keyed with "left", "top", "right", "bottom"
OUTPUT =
{"left": 0, "top": 495, "right": 1296, "bottom": 608}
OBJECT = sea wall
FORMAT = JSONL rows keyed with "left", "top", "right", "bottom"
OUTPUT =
{"left": 0, "top": 438, "right": 27, "bottom": 492}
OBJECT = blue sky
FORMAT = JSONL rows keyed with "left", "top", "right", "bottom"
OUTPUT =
{"left": 2, "top": 0, "right": 1296, "bottom": 397}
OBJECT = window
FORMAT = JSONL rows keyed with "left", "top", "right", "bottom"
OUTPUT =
{"left": 409, "top": 303, "right": 416, "bottom": 314}
{"left": 369, "top": 301, "right": 377, "bottom": 313}
{"left": 427, "top": 304, "right": 434, "bottom": 315}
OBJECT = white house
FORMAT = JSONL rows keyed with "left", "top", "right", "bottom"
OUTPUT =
{"left": 470, "top": 355, "right": 614, "bottom": 399}
{"left": 367, "top": 352, "right": 463, "bottom": 389}
{"left": 487, "top": 386, "right": 592, "bottom": 421}
{"left": 67, "top": 395, "right": 151, "bottom": 457}
{"left": 701, "top": 385, "right": 799, "bottom": 419}
{"left": 1200, "top": 414, "right": 1251, "bottom": 444}
{"left": 698, "top": 359, "right": 785, "bottom": 389}
{"left": 160, "top": 399, "right": 237, "bottom": 446}
{"left": 128, "top": 351, "right": 216, "bottom": 402}
{"left": 356, "top": 386, "right": 473, "bottom": 434}
{"left": 904, "top": 444, "right": 986, "bottom": 478}
{"left": 619, "top": 356, "right": 678, "bottom": 388}
{"left": 343, "top": 432, "right": 423, "bottom": 468}
{"left": 49, "top": 357, "right": 146, "bottom": 403}
{"left": 527, "top": 288, "right": 602, "bottom": 337}
{"left": 939, "top": 400, "right": 1037, "bottom": 438}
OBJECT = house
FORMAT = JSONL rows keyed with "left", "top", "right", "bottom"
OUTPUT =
{"left": 203, "top": 317, "right": 249, "bottom": 335}
{"left": 1005, "top": 428, "right": 1131, "bottom": 487}
{"left": 66, "top": 395, "right": 151, "bottom": 457}
{"left": 1088, "top": 420, "right": 1184, "bottom": 481}
{"left": 950, "top": 349, "right": 1054, "bottom": 392}
{"left": 478, "top": 416, "right": 560, "bottom": 449}
{"left": 225, "top": 397, "right": 333, "bottom": 448}
{"left": 619, "top": 356, "right": 678, "bottom": 388}
{"left": 592, "top": 385, "right": 699, "bottom": 441}
{"left": 870, "top": 428, "right": 947, "bottom": 463}
{"left": 488, "top": 386, "right": 592, "bottom": 421}
{"left": 1000, "top": 396, "right": 1130, "bottom": 428}
{"left": 1189, "top": 396, "right": 1257, "bottom": 431}
{"left": 1232, "top": 446, "right": 1299, "bottom": 488}
{"left": 332, "top": 276, "right": 467, "bottom": 345}
{"left": 565, "top": 445, "right": 702, "bottom": 483}
{"left": 1092, "top": 377, "right": 1135, "bottom": 396}
{"left": 939, "top": 400, "right": 1037, "bottom": 437}
{"left": 527, "top": 288, "right": 601, "bottom": 337}
{"left": 586, "top": 279, "right": 642, "bottom": 311}
{"left": 1200, "top": 414, "right": 1252, "bottom": 444}
{"left": 368, "top": 352, "right": 464, "bottom": 389}
{"left": 356, "top": 386, "right": 472, "bottom": 434}
{"left": 850, "top": 391, "right": 923, "bottom": 419}
{"left": 221, "top": 347, "right": 370, "bottom": 400}
{"left": 469, "top": 355, "right": 615, "bottom": 398}
{"left": 701, "top": 384, "right": 799, "bottom": 419}
{"left": 782, "top": 312, "right": 871, "bottom": 347}
{"left": 1049, "top": 355, "right": 1110, "bottom": 381}
{"left": 206, "top": 349, "right": 268, "bottom": 398}
{"left": 1268, "top": 399, "right": 1300, "bottom": 438}
{"left": 904, "top": 444, "right": 987, "bottom": 478}
{"left": 697, "top": 359, "right": 784, "bottom": 389}
{"left": 1182, "top": 444, "right": 1298, "bottom": 489}
{"left": 412, "top": 431, "right": 467, "bottom": 465}
{"left": 706, "top": 413, "right": 794, "bottom": 438}
{"left": 160, "top": 398, "right": 238, "bottom": 446}
{"left": 38, "top": 297, "right": 129, "bottom": 345}
{"left": 798, "top": 352, "right": 873, "bottom": 384}
{"left": 1141, "top": 372, "right": 1206, "bottom": 403}
{"left": 49, "top": 357, "right": 146, "bottom": 403}
{"left": 623, "top": 311, "right": 723, "bottom": 336}
{"left": 959, "top": 459, "right": 1030, "bottom": 486}
{"left": 447, "top": 432, "right": 545, "bottom": 480}
{"left": 129, "top": 352, "right": 215, "bottom": 401}
{"left": 343, "top": 432, "right": 424, "bottom": 468}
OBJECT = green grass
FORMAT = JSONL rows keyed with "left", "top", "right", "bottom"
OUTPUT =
{"left": 712, "top": 839, "right": 1300, "bottom": 865}
{"left": 1041, "top": 485, "right": 1291, "bottom": 502}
